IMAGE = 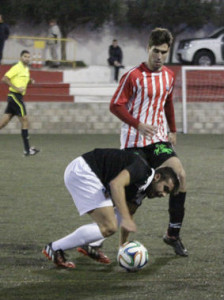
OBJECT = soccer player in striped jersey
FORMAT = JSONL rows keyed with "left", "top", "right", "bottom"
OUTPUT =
{"left": 0, "top": 50, "right": 39, "bottom": 156}
{"left": 109, "top": 27, "right": 188, "bottom": 256}
{"left": 78, "top": 28, "right": 188, "bottom": 260}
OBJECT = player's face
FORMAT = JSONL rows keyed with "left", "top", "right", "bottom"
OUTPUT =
{"left": 113, "top": 40, "right": 118, "bottom": 47}
{"left": 21, "top": 53, "right": 31, "bottom": 66}
{"left": 146, "top": 176, "right": 174, "bottom": 198}
{"left": 147, "top": 43, "right": 169, "bottom": 71}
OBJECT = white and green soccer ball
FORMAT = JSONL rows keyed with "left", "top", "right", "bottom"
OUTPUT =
{"left": 117, "top": 240, "right": 149, "bottom": 272}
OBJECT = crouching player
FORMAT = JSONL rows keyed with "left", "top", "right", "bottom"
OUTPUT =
{"left": 42, "top": 148, "right": 179, "bottom": 268}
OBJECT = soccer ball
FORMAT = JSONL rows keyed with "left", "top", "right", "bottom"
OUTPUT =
{"left": 117, "top": 240, "right": 149, "bottom": 272}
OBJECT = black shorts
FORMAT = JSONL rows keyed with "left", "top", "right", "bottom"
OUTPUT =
{"left": 4, "top": 92, "right": 27, "bottom": 117}
{"left": 124, "top": 142, "right": 177, "bottom": 169}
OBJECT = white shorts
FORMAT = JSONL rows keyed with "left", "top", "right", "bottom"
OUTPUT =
{"left": 64, "top": 156, "right": 113, "bottom": 216}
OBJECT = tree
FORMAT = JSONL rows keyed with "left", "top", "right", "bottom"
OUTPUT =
{"left": 210, "top": 0, "right": 224, "bottom": 28}
{"left": 0, "top": 0, "right": 17, "bottom": 24}
{"left": 126, "top": 0, "right": 216, "bottom": 62}
{"left": 4, "top": 0, "right": 217, "bottom": 63}
{"left": 12, "top": 0, "right": 124, "bottom": 60}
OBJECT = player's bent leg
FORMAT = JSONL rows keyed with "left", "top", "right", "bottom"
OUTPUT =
{"left": 89, "top": 206, "right": 118, "bottom": 238}
{"left": 43, "top": 207, "right": 117, "bottom": 267}
{"left": 159, "top": 156, "right": 186, "bottom": 191}
{"left": 43, "top": 221, "right": 106, "bottom": 268}
{"left": 77, "top": 207, "right": 117, "bottom": 264}
{"left": 159, "top": 157, "right": 188, "bottom": 256}
{"left": 77, "top": 207, "right": 121, "bottom": 264}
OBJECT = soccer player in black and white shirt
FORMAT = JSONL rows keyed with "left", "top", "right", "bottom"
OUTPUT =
{"left": 42, "top": 148, "right": 179, "bottom": 268}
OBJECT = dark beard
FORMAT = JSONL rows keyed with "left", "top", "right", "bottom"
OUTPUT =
{"left": 145, "top": 182, "right": 156, "bottom": 198}
{"left": 145, "top": 181, "right": 163, "bottom": 199}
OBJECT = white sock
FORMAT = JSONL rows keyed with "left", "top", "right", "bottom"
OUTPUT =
{"left": 88, "top": 238, "right": 105, "bottom": 247}
{"left": 89, "top": 208, "right": 121, "bottom": 248}
{"left": 52, "top": 223, "right": 104, "bottom": 251}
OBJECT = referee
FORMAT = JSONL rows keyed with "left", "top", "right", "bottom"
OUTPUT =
{"left": 0, "top": 50, "right": 39, "bottom": 156}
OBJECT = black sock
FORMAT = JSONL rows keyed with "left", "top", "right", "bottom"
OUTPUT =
{"left": 21, "top": 129, "right": 30, "bottom": 153}
{"left": 167, "top": 192, "right": 186, "bottom": 237}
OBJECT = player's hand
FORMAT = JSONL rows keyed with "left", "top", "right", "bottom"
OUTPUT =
{"left": 16, "top": 87, "right": 25, "bottom": 93}
{"left": 138, "top": 122, "right": 158, "bottom": 138}
{"left": 168, "top": 132, "right": 177, "bottom": 146}
{"left": 30, "top": 78, "right": 35, "bottom": 84}
{"left": 121, "top": 218, "right": 137, "bottom": 233}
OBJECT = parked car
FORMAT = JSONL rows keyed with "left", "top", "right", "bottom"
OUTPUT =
{"left": 176, "top": 27, "right": 224, "bottom": 65}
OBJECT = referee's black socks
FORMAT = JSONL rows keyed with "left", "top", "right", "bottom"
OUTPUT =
{"left": 167, "top": 192, "right": 186, "bottom": 238}
{"left": 21, "top": 129, "right": 30, "bottom": 153}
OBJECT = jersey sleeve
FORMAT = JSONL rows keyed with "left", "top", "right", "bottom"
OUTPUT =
{"left": 164, "top": 80, "right": 176, "bottom": 133}
{"left": 4, "top": 64, "right": 19, "bottom": 79}
{"left": 110, "top": 71, "right": 140, "bottom": 129}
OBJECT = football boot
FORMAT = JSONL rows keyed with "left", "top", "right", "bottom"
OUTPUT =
{"left": 163, "top": 234, "right": 188, "bottom": 257}
{"left": 77, "top": 245, "right": 111, "bottom": 264}
{"left": 24, "top": 147, "right": 40, "bottom": 156}
{"left": 42, "top": 243, "right": 75, "bottom": 268}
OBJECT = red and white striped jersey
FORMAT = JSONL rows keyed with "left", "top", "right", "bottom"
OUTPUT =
{"left": 110, "top": 62, "right": 176, "bottom": 148}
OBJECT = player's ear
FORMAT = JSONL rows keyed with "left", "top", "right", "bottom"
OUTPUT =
{"left": 153, "top": 173, "right": 161, "bottom": 182}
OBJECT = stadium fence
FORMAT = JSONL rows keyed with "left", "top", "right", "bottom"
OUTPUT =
{"left": 2, "top": 35, "right": 77, "bottom": 67}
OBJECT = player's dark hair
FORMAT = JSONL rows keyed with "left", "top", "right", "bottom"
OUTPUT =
{"left": 155, "top": 167, "right": 180, "bottom": 195}
{"left": 20, "top": 50, "right": 30, "bottom": 57}
{"left": 148, "top": 28, "right": 173, "bottom": 48}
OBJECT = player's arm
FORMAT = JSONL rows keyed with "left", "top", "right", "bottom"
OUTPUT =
{"left": 110, "top": 78, "right": 157, "bottom": 137}
{"left": 109, "top": 170, "right": 137, "bottom": 233}
{"left": 164, "top": 90, "right": 177, "bottom": 146}
{"left": 110, "top": 103, "right": 139, "bottom": 128}
{"left": 1, "top": 75, "right": 25, "bottom": 93}
{"left": 120, "top": 202, "right": 138, "bottom": 245}
{"left": 118, "top": 158, "right": 150, "bottom": 245}
{"left": 110, "top": 100, "right": 157, "bottom": 136}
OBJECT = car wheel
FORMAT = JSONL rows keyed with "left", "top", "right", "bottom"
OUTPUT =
{"left": 193, "top": 50, "right": 215, "bottom": 65}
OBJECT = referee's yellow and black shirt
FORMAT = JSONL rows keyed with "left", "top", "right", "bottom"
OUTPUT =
{"left": 4, "top": 61, "right": 30, "bottom": 95}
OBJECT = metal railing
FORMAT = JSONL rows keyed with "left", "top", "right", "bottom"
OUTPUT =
{"left": 2, "top": 35, "right": 77, "bottom": 67}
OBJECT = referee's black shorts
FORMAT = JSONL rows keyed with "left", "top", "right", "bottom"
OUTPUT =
{"left": 4, "top": 92, "right": 27, "bottom": 117}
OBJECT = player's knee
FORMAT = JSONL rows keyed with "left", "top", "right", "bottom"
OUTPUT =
{"left": 178, "top": 168, "right": 186, "bottom": 182}
{"left": 176, "top": 167, "right": 186, "bottom": 191}
{"left": 21, "top": 116, "right": 29, "bottom": 127}
{"left": 100, "top": 222, "right": 118, "bottom": 237}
